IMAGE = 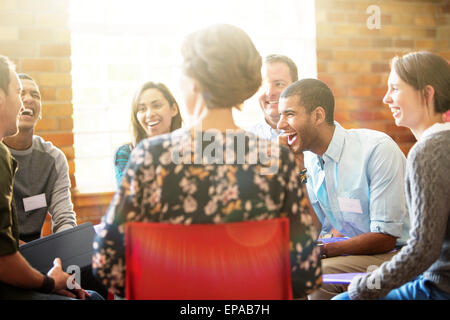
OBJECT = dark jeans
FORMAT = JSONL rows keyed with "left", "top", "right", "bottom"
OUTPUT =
{"left": 333, "top": 275, "right": 450, "bottom": 300}
{"left": 81, "top": 265, "right": 108, "bottom": 299}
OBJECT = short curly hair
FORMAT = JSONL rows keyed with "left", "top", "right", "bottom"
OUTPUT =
{"left": 281, "top": 78, "right": 335, "bottom": 125}
{"left": 181, "top": 24, "right": 262, "bottom": 109}
{"left": 265, "top": 54, "right": 298, "bottom": 83}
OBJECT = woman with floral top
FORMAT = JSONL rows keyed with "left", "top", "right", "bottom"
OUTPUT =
{"left": 93, "top": 24, "right": 322, "bottom": 299}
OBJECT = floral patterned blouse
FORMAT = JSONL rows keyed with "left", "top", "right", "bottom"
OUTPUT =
{"left": 93, "top": 128, "right": 322, "bottom": 298}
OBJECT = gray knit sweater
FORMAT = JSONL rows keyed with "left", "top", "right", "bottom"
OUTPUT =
{"left": 8, "top": 136, "right": 76, "bottom": 242}
{"left": 348, "top": 123, "right": 450, "bottom": 299}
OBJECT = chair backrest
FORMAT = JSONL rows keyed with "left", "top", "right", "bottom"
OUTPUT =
{"left": 125, "top": 218, "right": 292, "bottom": 300}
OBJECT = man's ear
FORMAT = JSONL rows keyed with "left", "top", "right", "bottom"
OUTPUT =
{"left": 186, "top": 76, "right": 200, "bottom": 94}
{"left": 312, "top": 106, "right": 327, "bottom": 125}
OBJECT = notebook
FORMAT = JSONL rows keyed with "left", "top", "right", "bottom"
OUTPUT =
{"left": 322, "top": 273, "right": 367, "bottom": 284}
{"left": 19, "top": 222, "right": 96, "bottom": 274}
{"left": 318, "top": 237, "right": 350, "bottom": 244}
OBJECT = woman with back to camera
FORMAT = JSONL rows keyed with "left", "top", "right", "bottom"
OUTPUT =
{"left": 334, "top": 51, "right": 450, "bottom": 300}
{"left": 93, "top": 24, "right": 321, "bottom": 299}
{"left": 113, "top": 81, "right": 183, "bottom": 187}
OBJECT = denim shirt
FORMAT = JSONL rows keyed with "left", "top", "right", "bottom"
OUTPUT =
{"left": 304, "top": 123, "right": 410, "bottom": 246}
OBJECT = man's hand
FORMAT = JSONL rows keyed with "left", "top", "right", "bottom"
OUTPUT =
{"left": 330, "top": 228, "right": 345, "bottom": 238}
{"left": 47, "top": 258, "right": 90, "bottom": 299}
{"left": 318, "top": 228, "right": 346, "bottom": 239}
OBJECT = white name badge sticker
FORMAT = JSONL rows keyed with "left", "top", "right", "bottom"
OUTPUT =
{"left": 338, "top": 197, "right": 363, "bottom": 214}
{"left": 23, "top": 193, "right": 47, "bottom": 212}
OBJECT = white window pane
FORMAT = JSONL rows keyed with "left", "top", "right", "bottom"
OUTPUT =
{"left": 70, "top": 0, "right": 316, "bottom": 192}
{"left": 75, "top": 157, "right": 116, "bottom": 193}
{"left": 75, "top": 132, "right": 113, "bottom": 158}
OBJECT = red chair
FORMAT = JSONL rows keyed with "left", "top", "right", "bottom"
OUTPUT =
{"left": 125, "top": 218, "right": 292, "bottom": 300}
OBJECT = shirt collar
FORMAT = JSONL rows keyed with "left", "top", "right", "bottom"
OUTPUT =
{"left": 421, "top": 122, "right": 450, "bottom": 141}
{"left": 6, "top": 136, "right": 35, "bottom": 156}
{"left": 321, "top": 122, "right": 345, "bottom": 164}
{"left": 265, "top": 121, "right": 280, "bottom": 138}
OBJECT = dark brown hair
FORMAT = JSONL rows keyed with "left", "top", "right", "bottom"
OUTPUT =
{"left": 181, "top": 24, "right": 262, "bottom": 109}
{"left": 281, "top": 78, "right": 335, "bottom": 125}
{"left": 17, "top": 73, "right": 35, "bottom": 82}
{"left": 130, "top": 81, "right": 183, "bottom": 146}
{"left": 392, "top": 51, "right": 450, "bottom": 113}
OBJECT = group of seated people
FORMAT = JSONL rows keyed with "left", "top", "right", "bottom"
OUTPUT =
{"left": 0, "top": 23, "right": 449, "bottom": 300}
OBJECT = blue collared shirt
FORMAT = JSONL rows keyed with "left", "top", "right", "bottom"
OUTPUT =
{"left": 248, "top": 121, "right": 280, "bottom": 141}
{"left": 304, "top": 123, "right": 410, "bottom": 246}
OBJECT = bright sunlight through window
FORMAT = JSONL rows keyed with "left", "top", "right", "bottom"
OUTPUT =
{"left": 69, "top": 0, "right": 317, "bottom": 193}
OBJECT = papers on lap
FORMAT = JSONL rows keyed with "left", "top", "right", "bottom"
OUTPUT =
{"left": 322, "top": 273, "right": 367, "bottom": 284}
{"left": 318, "top": 237, "right": 349, "bottom": 244}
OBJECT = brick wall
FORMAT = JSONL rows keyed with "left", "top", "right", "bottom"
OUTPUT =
{"left": 0, "top": 0, "right": 76, "bottom": 186}
{"left": 1, "top": 0, "right": 449, "bottom": 228}
{"left": 315, "top": 0, "right": 450, "bottom": 155}
{"left": 437, "top": 1, "right": 450, "bottom": 60}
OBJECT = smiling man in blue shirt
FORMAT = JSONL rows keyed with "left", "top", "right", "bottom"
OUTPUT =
{"left": 278, "top": 78, "right": 410, "bottom": 300}
{"left": 248, "top": 54, "right": 298, "bottom": 140}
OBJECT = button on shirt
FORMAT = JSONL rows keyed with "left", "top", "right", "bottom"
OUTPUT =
{"left": 304, "top": 123, "right": 410, "bottom": 246}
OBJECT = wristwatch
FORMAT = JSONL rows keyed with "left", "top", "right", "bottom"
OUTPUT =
{"left": 316, "top": 242, "right": 328, "bottom": 259}
{"left": 38, "top": 274, "right": 55, "bottom": 293}
{"left": 298, "top": 168, "right": 307, "bottom": 184}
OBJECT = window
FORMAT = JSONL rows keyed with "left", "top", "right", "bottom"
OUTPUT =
{"left": 69, "top": 0, "right": 317, "bottom": 193}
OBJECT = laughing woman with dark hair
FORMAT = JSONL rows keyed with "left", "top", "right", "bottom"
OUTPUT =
{"left": 113, "top": 82, "right": 183, "bottom": 187}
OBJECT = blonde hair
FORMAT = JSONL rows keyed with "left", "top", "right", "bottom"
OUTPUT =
{"left": 181, "top": 24, "right": 262, "bottom": 109}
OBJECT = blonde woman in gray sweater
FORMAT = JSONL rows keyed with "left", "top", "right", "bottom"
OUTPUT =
{"left": 334, "top": 51, "right": 450, "bottom": 300}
